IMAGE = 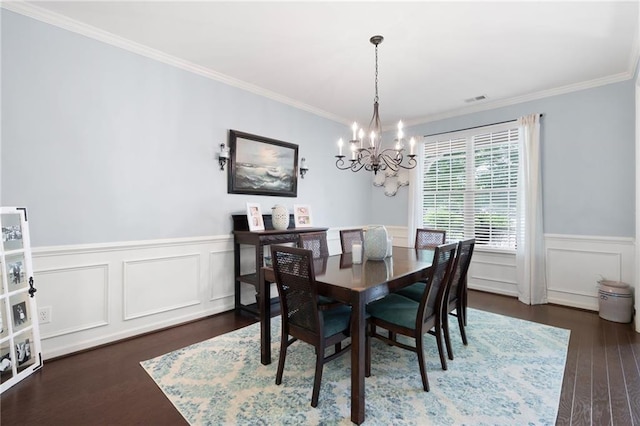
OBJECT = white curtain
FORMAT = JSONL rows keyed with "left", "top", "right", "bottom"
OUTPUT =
{"left": 516, "top": 114, "right": 547, "bottom": 305}
{"left": 407, "top": 142, "right": 425, "bottom": 247}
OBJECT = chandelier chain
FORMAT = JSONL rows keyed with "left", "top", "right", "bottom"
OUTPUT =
{"left": 374, "top": 43, "right": 379, "bottom": 104}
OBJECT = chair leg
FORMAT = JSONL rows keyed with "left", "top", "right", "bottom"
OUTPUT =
{"left": 276, "top": 334, "right": 288, "bottom": 385}
{"left": 443, "top": 312, "right": 454, "bottom": 361}
{"left": 462, "top": 288, "right": 468, "bottom": 326}
{"left": 311, "top": 349, "right": 324, "bottom": 407}
{"left": 334, "top": 342, "right": 341, "bottom": 353}
{"left": 415, "top": 333, "right": 430, "bottom": 392}
{"left": 434, "top": 322, "right": 448, "bottom": 371}
{"left": 458, "top": 308, "right": 468, "bottom": 345}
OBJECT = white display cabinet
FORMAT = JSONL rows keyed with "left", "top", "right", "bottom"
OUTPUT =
{"left": 0, "top": 207, "right": 42, "bottom": 393}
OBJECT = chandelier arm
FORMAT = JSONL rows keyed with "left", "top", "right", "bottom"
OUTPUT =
{"left": 399, "top": 155, "right": 418, "bottom": 170}
{"left": 335, "top": 156, "right": 354, "bottom": 171}
{"left": 349, "top": 160, "right": 367, "bottom": 172}
{"left": 379, "top": 152, "right": 400, "bottom": 172}
{"left": 379, "top": 149, "right": 418, "bottom": 171}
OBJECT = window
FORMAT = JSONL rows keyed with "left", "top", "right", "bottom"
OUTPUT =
{"left": 422, "top": 122, "right": 520, "bottom": 249}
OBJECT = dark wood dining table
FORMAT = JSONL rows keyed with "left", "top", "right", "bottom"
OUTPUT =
{"left": 261, "top": 246, "right": 434, "bottom": 425}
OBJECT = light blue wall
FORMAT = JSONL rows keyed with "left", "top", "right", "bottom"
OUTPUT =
{"left": 372, "top": 79, "right": 635, "bottom": 238}
{"left": 1, "top": 11, "right": 371, "bottom": 246}
{"left": 3, "top": 10, "right": 634, "bottom": 244}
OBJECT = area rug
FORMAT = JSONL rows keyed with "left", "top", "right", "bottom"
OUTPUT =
{"left": 140, "top": 309, "right": 570, "bottom": 425}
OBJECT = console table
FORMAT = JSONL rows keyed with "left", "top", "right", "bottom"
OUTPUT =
{"left": 231, "top": 214, "right": 328, "bottom": 318}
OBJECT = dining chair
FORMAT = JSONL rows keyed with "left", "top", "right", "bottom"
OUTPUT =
{"left": 271, "top": 245, "right": 352, "bottom": 407}
{"left": 442, "top": 238, "right": 475, "bottom": 360}
{"left": 365, "top": 242, "right": 457, "bottom": 391}
{"left": 395, "top": 228, "right": 448, "bottom": 301}
{"left": 297, "top": 231, "right": 341, "bottom": 309}
{"left": 298, "top": 231, "right": 329, "bottom": 258}
{"left": 339, "top": 228, "right": 364, "bottom": 253}
{"left": 415, "top": 228, "right": 447, "bottom": 249}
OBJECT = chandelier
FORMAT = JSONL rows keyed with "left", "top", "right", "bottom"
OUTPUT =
{"left": 335, "top": 35, "right": 417, "bottom": 175}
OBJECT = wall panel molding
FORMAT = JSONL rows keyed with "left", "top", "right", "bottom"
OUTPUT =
{"left": 545, "top": 234, "right": 634, "bottom": 311}
{"left": 35, "top": 263, "right": 110, "bottom": 339}
{"left": 123, "top": 253, "right": 201, "bottom": 320}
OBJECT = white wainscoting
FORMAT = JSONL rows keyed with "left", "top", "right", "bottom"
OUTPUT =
{"left": 33, "top": 236, "right": 234, "bottom": 359}
{"left": 545, "top": 234, "right": 635, "bottom": 311}
{"left": 392, "top": 228, "right": 636, "bottom": 310}
{"left": 31, "top": 228, "right": 636, "bottom": 358}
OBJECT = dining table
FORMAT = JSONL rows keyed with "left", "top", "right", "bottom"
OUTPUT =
{"left": 261, "top": 246, "right": 435, "bottom": 425}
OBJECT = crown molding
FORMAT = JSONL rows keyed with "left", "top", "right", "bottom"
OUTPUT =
{"left": 401, "top": 71, "right": 635, "bottom": 128}
{"left": 1, "top": 1, "right": 348, "bottom": 125}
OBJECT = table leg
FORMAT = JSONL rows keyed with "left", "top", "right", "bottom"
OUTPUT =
{"left": 351, "top": 296, "right": 366, "bottom": 424}
{"left": 258, "top": 260, "right": 271, "bottom": 365}
{"left": 233, "top": 241, "right": 241, "bottom": 311}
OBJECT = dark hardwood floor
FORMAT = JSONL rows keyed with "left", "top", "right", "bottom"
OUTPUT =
{"left": 1, "top": 290, "right": 638, "bottom": 425}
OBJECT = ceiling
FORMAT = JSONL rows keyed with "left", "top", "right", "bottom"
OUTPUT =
{"left": 9, "top": 1, "right": 640, "bottom": 127}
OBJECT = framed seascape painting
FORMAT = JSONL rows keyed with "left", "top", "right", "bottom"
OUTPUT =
{"left": 228, "top": 130, "right": 298, "bottom": 197}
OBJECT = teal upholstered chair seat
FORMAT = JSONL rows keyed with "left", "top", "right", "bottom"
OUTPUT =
{"left": 395, "top": 281, "right": 428, "bottom": 302}
{"left": 321, "top": 305, "right": 352, "bottom": 337}
{"left": 318, "top": 295, "right": 337, "bottom": 306}
{"left": 366, "top": 294, "right": 435, "bottom": 329}
{"left": 394, "top": 228, "right": 446, "bottom": 302}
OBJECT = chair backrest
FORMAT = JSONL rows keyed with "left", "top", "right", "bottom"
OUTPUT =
{"left": 447, "top": 238, "right": 476, "bottom": 305}
{"left": 415, "top": 228, "right": 447, "bottom": 249}
{"left": 271, "top": 245, "right": 321, "bottom": 338}
{"left": 298, "top": 231, "right": 329, "bottom": 258}
{"left": 339, "top": 228, "right": 364, "bottom": 253}
{"left": 417, "top": 242, "right": 457, "bottom": 325}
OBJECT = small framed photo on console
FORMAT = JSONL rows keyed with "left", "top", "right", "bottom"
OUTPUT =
{"left": 294, "top": 204, "right": 313, "bottom": 228}
{"left": 246, "top": 203, "right": 265, "bottom": 231}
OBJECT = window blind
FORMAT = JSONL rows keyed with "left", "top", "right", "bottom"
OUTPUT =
{"left": 422, "top": 124, "right": 520, "bottom": 249}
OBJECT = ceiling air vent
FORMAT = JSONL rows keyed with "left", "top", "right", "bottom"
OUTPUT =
{"left": 464, "top": 95, "right": 487, "bottom": 103}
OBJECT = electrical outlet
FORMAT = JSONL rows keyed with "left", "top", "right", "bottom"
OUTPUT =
{"left": 38, "top": 306, "right": 52, "bottom": 324}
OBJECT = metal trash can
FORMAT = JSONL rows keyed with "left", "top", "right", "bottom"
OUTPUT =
{"left": 598, "top": 280, "right": 633, "bottom": 323}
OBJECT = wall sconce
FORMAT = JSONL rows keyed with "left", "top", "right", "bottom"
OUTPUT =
{"left": 300, "top": 157, "right": 309, "bottom": 179}
{"left": 218, "top": 143, "right": 230, "bottom": 171}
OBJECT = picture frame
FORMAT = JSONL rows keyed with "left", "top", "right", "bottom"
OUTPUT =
{"left": 228, "top": 130, "right": 299, "bottom": 197}
{"left": 5, "top": 255, "right": 26, "bottom": 291}
{"left": 10, "top": 294, "right": 29, "bottom": 333}
{"left": 246, "top": 202, "right": 265, "bottom": 231}
{"left": 0, "top": 343, "right": 13, "bottom": 380}
{"left": 2, "top": 213, "right": 23, "bottom": 252}
{"left": 294, "top": 204, "right": 313, "bottom": 228}
{"left": 15, "top": 334, "right": 33, "bottom": 371}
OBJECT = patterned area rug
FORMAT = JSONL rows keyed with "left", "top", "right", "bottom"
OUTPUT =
{"left": 141, "top": 309, "right": 570, "bottom": 425}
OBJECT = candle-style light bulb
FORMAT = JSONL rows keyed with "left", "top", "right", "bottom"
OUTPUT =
{"left": 351, "top": 122, "right": 358, "bottom": 141}
{"left": 410, "top": 137, "right": 416, "bottom": 155}
{"left": 351, "top": 143, "right": 357, "bottom": 160}
{"left": 397, "top": 120, "right": 404, "bottom": 140}
{"left": 358, "top": 128, "right": 365, "bottom": 148}
{"left": 370, "top": 131, "right": 375, "bottom": 147}
{"left": 219, "top": 143, "right": 229, "bottom": 159}
{"left": 300, "top": 158, "right": 306, "bottom": 168}
{"left": 338, "top": 138, "right": 344, "bottom": 156}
